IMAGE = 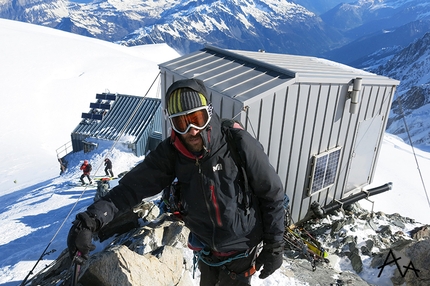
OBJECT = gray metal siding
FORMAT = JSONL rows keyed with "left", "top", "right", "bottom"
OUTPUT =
{"left": 159, "top": 48, "right": 293, "bottom": 102}
{"left": 224, "top": 81, "right": 397, "bottom": 222}
{"left": 318, "top": 85, "right": 343, "bottom": 207}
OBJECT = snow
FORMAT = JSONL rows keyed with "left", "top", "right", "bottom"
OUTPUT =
{"left": 363, "top": 133, "right": 430, "bottom": 221}
{"left": 0, "top": 18, "right": 430, "bottom": 285}
{"left": 0, "top": 18, "right": 178, "bottom": 196}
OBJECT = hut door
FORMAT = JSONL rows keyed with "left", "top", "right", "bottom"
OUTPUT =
{"left": 346, "top": 115, "right": 384, "bottom": 192}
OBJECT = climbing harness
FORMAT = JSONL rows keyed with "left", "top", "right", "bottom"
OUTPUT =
{"left": 192, "top": 247, "right": 255, "bottom": 279}
{"left": 221, "top": 264, "right": 256, "bottom": 283}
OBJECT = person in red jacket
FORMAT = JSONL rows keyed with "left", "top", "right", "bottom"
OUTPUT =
{"left": 79, "top": 160, "right": 93, "bottom": 185}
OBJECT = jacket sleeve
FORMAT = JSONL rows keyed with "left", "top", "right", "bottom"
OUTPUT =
{"left": 233, "top": 129, "right": 286, "bottom": 243}
{"left": 85, "top": 138, "right": 177, "bottom": 228}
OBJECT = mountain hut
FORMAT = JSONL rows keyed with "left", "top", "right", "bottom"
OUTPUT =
{"left": 70, "top": 93, "right": 162, "bottom": 157}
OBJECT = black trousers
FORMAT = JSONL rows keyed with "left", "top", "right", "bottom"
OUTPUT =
{"left": 80, "top": 174, "right": 91, "bottom": 184}
{"left": 105, "top": 167, "right": 114, "bottom": 177}
{"left": 198, "top": 247, "right": 257, "bottom": 286}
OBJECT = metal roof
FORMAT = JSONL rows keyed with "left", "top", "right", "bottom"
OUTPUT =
{"left": 159, "top": 45, "right": 400, "bottom": 104}
{"left": 72, "top": 94, "right": 161, "bottom": 143}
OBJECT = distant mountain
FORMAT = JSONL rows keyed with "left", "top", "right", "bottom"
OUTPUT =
{"left": 2, "top": 0, "right": 430, "bottom": 147}
{"left": 369, "top": 32, "right": 430, "bottom": 149}
{"left": 321, "top": 0, "right": 430, "bottom": 65}
{"left": 323, "top": 19, "right": 430, "bottom": 67}
{"left": 3, "top": 0, "right": 430, "bottom": 58}
{"left": 0, "top": 0, "right": 68, "bottom": 26}
{"left": 291, "top": 0, "right": 356, "bottom": 15}
{"left": 116, "top": 0, "right": 344, "bottom": 55}
{"left": 1, "top": 0, "right": 345, "bottom": 55}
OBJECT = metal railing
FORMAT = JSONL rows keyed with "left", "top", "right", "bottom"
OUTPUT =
{"left": 56, "top": 141, "right": 73, "bottom": 159}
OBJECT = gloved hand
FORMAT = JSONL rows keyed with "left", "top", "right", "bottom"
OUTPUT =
{"left": 255, "top": 241, "right": 284, "bottom": 279}
{"left": 67, "top": 212, "right": 99, "bottom": 264}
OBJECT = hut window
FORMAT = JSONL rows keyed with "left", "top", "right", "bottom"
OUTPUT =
{"left": 308, "top": 147, "right": 342, "bottom": 196}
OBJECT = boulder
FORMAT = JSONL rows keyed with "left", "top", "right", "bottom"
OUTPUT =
{"left": 78, "top": 245, "right": 186, "bottom": 286}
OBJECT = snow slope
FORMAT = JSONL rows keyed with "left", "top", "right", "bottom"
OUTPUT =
{"left": 0, "top": 18, "right": 179, "bottom": 195}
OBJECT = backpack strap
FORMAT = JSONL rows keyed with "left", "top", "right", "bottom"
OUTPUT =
{"left": 221, "top": 119, "right": 251, "bottom": 214}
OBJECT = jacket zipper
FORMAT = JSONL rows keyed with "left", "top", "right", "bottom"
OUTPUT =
{"left": 197, "top": 159, "right": 218, "bottom": 250}
{"left": 210, "top": 184, "right": 223, "bottom": 227}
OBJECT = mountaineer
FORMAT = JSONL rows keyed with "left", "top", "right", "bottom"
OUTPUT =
{"left": 67, "top": 78, "right": 286, "bottom": 285}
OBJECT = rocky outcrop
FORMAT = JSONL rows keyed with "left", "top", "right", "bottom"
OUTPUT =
{"left": 79, "top": 245, "right": 187, "bottom": 286}
{"left": 28, "top": 201, "right": 429, "bottom": 286}
{"left": 299, "top": 203, "right": 430, "bottom": 286}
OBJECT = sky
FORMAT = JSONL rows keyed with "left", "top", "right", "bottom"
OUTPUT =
{"left": 0, "top": 18, "right": 429, "bottom": 285}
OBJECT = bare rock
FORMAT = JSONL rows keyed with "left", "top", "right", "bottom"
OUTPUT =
{"left": 79, "top": 245, "right": 184, "bottom": 286}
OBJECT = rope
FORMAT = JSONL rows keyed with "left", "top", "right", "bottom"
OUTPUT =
{"left": 19, "top": 184, "right": 90, "bottom": 286}
{"left": 20, "top": 72, "right": 162, "bottom": 285}
{"left": 196, "top": 249, "right": 250, "bottom": 267}
{"left": 192, "top": 248, "right": 251, "bottom": 278}
{"left": 397, "top": 97, "right": 430, "bottom": 209}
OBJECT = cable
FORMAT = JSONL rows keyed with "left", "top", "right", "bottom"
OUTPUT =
{"left": 20, "top": 184, "right": 90, "bottom": 286}
{"left": 397, "top": 97, "right": 430, "bottom": 209}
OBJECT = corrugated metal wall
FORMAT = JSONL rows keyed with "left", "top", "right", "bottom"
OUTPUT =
{"left": 159, "top": 46, "right": 399, "bottom": 222}
{"left": 71, "top": 95, "right": 161, "bottom": 157}
{"left": 239, "top": 82, "right": 397, "bottom": 221}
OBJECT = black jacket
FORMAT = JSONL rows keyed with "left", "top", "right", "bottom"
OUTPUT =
{"left": 104, "top": 159, "right": 112, "bottom": 169}
{"left": 87, "top": 113, "right": 285, "bottom": 252}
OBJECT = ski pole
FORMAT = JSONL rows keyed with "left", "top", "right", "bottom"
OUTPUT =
{"left": 71, "top": 251, "right": 82, "bottom": 286}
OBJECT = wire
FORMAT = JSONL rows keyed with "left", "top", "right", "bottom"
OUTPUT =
{"left": 397, "top": 97, "right": 430, "bottom": 209}
{"left": 20, "top": 184, "right": 90, "bottom": 286}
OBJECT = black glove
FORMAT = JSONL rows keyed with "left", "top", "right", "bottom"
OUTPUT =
{"left": 255, "top": 241, "right": 284, "bottom": 279}
{"left": 67, "top": 212, "right": 99, "bottom": 264}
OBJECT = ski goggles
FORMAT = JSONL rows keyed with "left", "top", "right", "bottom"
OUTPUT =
{"left": 168, "top": 106, "right": 211, "bottom": 134}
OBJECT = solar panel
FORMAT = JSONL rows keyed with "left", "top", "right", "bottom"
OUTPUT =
{"left": 308, "top": 147, "right": 342, "bottom": 196}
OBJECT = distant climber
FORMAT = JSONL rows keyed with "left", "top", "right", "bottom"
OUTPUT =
{"left": 58, "top": 158, "right": 67, "bottom": 175}
{"left": 80, "top": 160, "right": 93, "bottom": 185}
{"left": 104, "top": 158, "right": 114, "bottom": 177}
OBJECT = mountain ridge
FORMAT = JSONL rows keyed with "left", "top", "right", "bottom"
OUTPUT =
{"left": 2, "top": 0, "right": 430, "bottom": 148}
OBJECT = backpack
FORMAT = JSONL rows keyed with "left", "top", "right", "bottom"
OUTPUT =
{"left": 86, "top": 164, "right": 92, "bottom": 172}
{"left": 222, "top": 119, "right": 291, "bottom": 219}
{"left": 220, "top": 118, "right": 252, "bottom": 214}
